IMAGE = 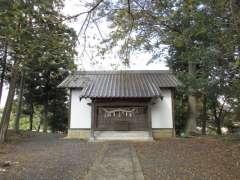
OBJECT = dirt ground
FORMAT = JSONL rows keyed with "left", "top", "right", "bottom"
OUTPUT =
{"left": 0, "top": 132, "right": 100, "bottom": 180}
{"left": 134, "top": 138, "right": 240, "bottom": 180}
{"left": 0, "top": 132, "right": 240, "bottom": 180}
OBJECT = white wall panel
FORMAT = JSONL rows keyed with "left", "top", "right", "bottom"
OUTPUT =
{"left": 70, "top": 89, "right": 173, "bottom": 129}
{"left": 151, "top": 89, "right": 173, "bottom": 128}
{"left": 70, "top": 89, "right": 91, "bottom": 128}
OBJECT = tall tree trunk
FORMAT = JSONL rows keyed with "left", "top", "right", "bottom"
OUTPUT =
{"left": 202, "top": 95, "right": 207, "bottom": 135}
{"left": 14, "top": 71, "right": 24, "bottom": 133}
{"left": 29, "top": 103, "right": 34, "bottom": 131}
{"left": 185, "top": 62, "right": 197, "bottom": 135}
{"left": 230, "top": 0, "right": 240, "bottom": 32}
{"left": 213, "top": 101, "right": 223, "bottom": 136}
{"left": 0, "top": 41, "right": 8, "bottom": 104}
{"left": 43, "top": 101, "right": 48, "bottom": 133}
{"left": 37, "top": 117, "right": 42, "bottom": 132}
{"left": 185, "top": 95, "right": 197, "bottom": 135}
{"left": 0, "top": 61, "right": 18, "bottom": 143}
{"left": 42, "top": 72, "right": 50, "bottom": 133}
{"left": 216, "top": 118, "right": 222, "bottom": 135}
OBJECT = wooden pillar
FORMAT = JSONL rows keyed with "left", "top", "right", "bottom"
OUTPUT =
{"left": 90, "top": 99, "right": 95, "bottom": 140}
{"left": 147, "top": 102, "right": 152, "bottom": 137}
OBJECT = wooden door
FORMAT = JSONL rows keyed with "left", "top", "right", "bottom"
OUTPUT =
{"left": 96, "top": 106, "right": 148, "bottom": 131}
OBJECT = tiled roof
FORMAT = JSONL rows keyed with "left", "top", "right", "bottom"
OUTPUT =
{"left": 58, "top": 70, "right": 181, "bottom": 98}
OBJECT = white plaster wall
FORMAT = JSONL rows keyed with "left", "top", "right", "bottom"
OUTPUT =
{"left": 151, "top": 89, "right": 173, "bottom": 128}
{"left": 70, "top": 89, "right": 91, "bottom": 128}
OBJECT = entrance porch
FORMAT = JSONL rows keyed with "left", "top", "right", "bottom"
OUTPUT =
{"left": 90, "top": 98, "right": 153, "bottom": 141}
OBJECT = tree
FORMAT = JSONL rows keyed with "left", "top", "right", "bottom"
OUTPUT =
{"left": 0, "top": 41, "right": 8, "bottom": 104}
{"left": 20, "top": 7, "right": 77, "bottom": 132}
{"left": 27, "top": 25, "right": 76, "bottom": 132}
{"left": 80, "top": 0, "right": 240, "bottom": 135}
{"left": 0, "top": 0, "right": 76, "bottom": 142}
{"left": 0, "top": 0, "right": 28, "bottom": 142}
{"left": 14, "top": 71, "right": 24, "bottom": 132}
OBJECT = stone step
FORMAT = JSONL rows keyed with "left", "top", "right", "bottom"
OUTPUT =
{"left": 93, "top": 131, "right": 154, "bottom": 141}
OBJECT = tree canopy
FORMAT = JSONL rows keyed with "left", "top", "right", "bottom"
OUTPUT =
{"left": 84, "top": 0, "right": 240, "bottom": 135}
{"left": 0, "top": 0, "right": 76, "bottom": 142}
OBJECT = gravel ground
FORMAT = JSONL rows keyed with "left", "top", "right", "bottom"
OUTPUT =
{"left": 0, "top": 133, "right": 239, "bottom": 180}
{"left": 134, "top": 138, "right": 240, "bottom": 180}
{"left": 0, "top": 132, "right": 101, "bottom": 180}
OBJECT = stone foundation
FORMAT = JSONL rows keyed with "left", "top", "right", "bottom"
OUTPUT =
{"left": 152, "top": 129, "right": 174, "bottom": 139}
{"left": 67, "top": 128, "right": 174, "bottom": 140}
{"left": 68, "top": 129, "right": 90, "bottom": 139}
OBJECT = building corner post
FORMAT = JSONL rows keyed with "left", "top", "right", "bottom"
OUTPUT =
{"left": 68, "top": 90, "right": 72, "bottom": 133}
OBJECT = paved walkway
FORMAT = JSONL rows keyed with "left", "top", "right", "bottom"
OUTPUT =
{"left": 85, "top": 143, "right": 145, "bottom": 180}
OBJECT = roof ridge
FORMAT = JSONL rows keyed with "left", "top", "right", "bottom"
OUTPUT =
{"left": 72, "top": 70, "right": 172, "bottom": 75}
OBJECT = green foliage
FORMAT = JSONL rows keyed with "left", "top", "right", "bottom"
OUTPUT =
{"left": 48, "top": 99, "right": 68, "bottom": 132}
{"left": 175, "top": 88, "right": 188, "bottom": 134}
{"left": 0, "top": 108, "right": 2, "bottom": 119}
{"left": 90, "top": 0, "right": 240, "bottom": 134}
{"left": 0, "top": 0, "right": 77, "bottom": 132}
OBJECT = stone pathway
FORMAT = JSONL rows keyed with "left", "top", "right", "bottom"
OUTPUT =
{"left": 85, "top": 143, "right": 145, "bottom": 180}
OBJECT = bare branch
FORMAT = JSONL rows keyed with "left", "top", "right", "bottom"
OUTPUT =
{"left": 64, "top": 11, "right": 89, "bottom": 21}
{"left": 73, "top": 0, "right": 104, "bottom": 47}
{"left": 74, "top": 13, "right": 90, "bottom": 45}
{"left": 127, "top": 0, "right": 131, "bottom": 15}
{"left": 65, "top": 0, "right": 104, "bottom": 21}
{"left": 122, "top": 0, "right": 135, "bottom": 66}
{"left": 93, "top": 20, "right": 109, "bottom": 50}
{"left": 127, "top": 0, "right": 135, "bottom": 23}
{"left": 78, "top": 14, "right": 91, "bottom": 57}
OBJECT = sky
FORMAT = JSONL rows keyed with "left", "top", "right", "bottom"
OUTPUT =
{"left": 63, "top": 0, "right": 168, "bottom": 71}
{"left": 0, "top": 0, "right": 168, "bottom": 108}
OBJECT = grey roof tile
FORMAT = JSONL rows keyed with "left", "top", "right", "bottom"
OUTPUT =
{"left": 58, "top": 70, "right": 181, "bottom": 98}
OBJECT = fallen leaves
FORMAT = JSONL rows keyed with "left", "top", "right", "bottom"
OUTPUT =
{"left": 0, "top": 168, "right": 6, "bottom": 172}
{"left": 134, "top": 138, "right": 240, "bottom": 180}
{"left": 0, "top": 160, "right": 20, "bottom": 173}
